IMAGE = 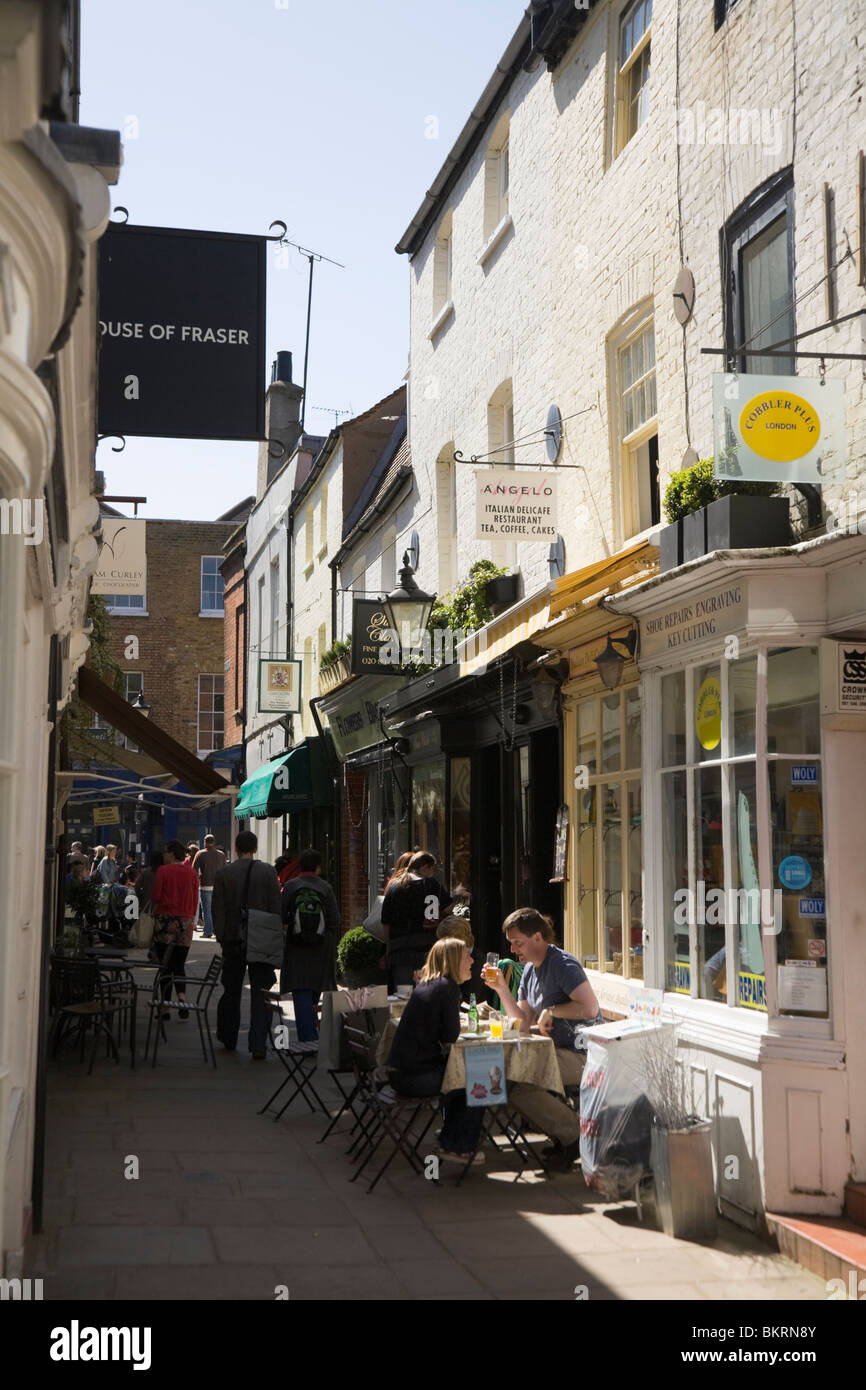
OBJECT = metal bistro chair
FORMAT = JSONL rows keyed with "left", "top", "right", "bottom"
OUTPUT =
{"left": 344, "top": 1015, "right": 440, "bottom": 1194}
{"left": 144, "top": 948, "right": 222, "bottom": 1068}
{"left": 49, "top": 957, "right": 134, "bottom": 1075}
{"left": 258, "top": 995, "right": 330, "bottom": 1121}
{"left": 318, "top": 997, "right": 390, "bottom": 1145}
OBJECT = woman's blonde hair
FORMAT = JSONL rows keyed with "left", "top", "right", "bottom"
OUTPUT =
{"left": 437, "top": 916, "right": 474, "bottom": 949}
{"left": 418, "top": 937, "right": 466, "bottom": 985}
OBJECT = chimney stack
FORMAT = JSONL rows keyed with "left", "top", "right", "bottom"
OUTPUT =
{"left": 256, "top": 350, "right": 304, "bottom": 499}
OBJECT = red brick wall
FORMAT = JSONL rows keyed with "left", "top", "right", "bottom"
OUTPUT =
{"left": 339, "top": 768, "right": 370, "bottom": 932}
{"left": 104, "top": 520, "right": 234, "bottom": 752}
{"left": 221, "top": 539, "right": 245, "bottom": 749}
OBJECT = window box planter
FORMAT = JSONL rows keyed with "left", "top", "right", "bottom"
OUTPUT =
{"left": 682, "top": 508, "right": 707, "bottom": 564}
{"left": 659, "top": 520, "right": 683, "bottom": 572}
{"left": 651, "top": 1116, "right": 717, "bottom": 1241}
{"left": 485, "top": 574, "right": 520, "bottom": 614}
{"left": 319, "top": 653, "right": 352, "bottom": 694}
{"left": 706, "top": 494, "right": 791, "bottom": 552}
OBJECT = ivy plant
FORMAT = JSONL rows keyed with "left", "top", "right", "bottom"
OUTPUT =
{"left": 397, "top": 559, "right": 508, "bottom": 678}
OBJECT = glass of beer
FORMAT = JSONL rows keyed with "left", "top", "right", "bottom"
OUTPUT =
{"left": 483, "top": 952, "right": 498, "bottom": 986}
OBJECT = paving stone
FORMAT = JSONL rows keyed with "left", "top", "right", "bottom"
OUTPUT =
{"left": 174, "top": 1150, "right": 299, "bottom": 1172}
{"left": 693, "top": 1276, "right": 828, "bottom": 1300}
{"left": 364, "top": 1224, "right": 453, "bottom": 1261}
{"left": 385, "top": 1259, "right": 486, "bottom": 1297}
{"left": 114, "top": 1264, "right": 282, "bottom": 1301}
{"left": 212, "top": 1224, "right": 379, "bottom": 1267}
{"left": 56, "top": 1225, "right": 215, "bottom": 1268}
{"left": 73, "top": 1197, "right": 185, "bottom": 1226}
{"left": 45, "top": 1270, "right": 119, "bottom": 1302}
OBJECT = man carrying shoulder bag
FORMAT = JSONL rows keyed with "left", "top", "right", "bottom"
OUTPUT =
{"left": 213, "top": 829, "right": 282, "bottom": 1060}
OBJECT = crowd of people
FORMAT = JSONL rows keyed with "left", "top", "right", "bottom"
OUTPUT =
{"left": 64, "top": 831, "right": 601, "bottom": 1170}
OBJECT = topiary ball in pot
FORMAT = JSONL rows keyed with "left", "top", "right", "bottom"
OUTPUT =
{"left": 337, "top": 926, "right": 384, "bottom": 988}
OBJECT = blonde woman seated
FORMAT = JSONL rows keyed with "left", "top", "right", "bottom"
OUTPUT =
{"left": 386, "top": 937, "right": 484, "bottom": 1162}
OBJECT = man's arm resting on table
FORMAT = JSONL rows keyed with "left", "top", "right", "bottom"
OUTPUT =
{"left": 544, "top": 981, "right": 600, "bottom": 1021}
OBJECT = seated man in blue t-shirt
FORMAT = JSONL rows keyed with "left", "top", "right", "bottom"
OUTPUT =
{"left": 487, "top": 907, "right": 602, "bottom": 1171}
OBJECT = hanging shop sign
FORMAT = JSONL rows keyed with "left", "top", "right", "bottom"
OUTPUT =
{"left": 641, "top": 581, "right": 746, "bottom": 661}
{"left": 93, "top": 806, "right": 120, "bottom": 826}
{"left": 258, "top": 659, "right": 302, "bottom": 713}
{"left": 97, "top": 224, "right": 266, "bottom": 440}
{"left": 475, "top": 471, "right": 558, "bottom": 541}
{"left": 712, "top": 373, "right": 845, "bottom": 485}
{"left": 320, "top": 676, "right": 404, "bottom": 760}
{"left": 91, "top": 518, "right": 146, "bottom": 597}
{"left": 351, "top": 599, "right": 398, "bottom": 675}
{"left": 695, "top": 676, "right": 722, "bottom": 750}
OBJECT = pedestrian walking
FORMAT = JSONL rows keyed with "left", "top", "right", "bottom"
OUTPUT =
{"left": 381, "top": 850, "right": 452, "bottom": 988}
{"left": 89, "top": 845, "right": 105, "bottom": 879}
{"left": 280, "top": 849, "right": 339, "bottom": 1043}
{"left": 212, "top": 830, "right": 281, "bottom": 1059}
{"left": 193, "top": 834, "right": 226, "bottom": 939}
{"left": 151, "top": 840, "right": 199, "bottom": 1020}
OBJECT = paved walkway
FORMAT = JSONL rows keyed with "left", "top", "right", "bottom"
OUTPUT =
{"left": 32, "top": 940, "right": 826, "bottom": 1302}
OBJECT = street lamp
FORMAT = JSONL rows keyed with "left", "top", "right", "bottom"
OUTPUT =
{"left": 382, "top": 552, "right": 436, "bottom": 652}
{"left": 132, "top": 692, "right": 152, "bottom": 719}
{"left": 594, "top": 631, "right": 638, "bottom": 691}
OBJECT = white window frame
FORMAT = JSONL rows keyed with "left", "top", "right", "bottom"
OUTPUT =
{"left": 200, "top": 556, "right": 224, "bottom": 616}
{"left": 609, "top": 307, "right": 658, "bottom": 543}
{"left": 105, "top": 593, "right": 147, "bottom": 615}
{"left": 430, "top": 210, "right": 455, "bottom": 336}
{"left": 197, "top": 673, "right": 224, "bottom": 757}
{"left": 615, "top": 0, "right": 652, "bottom": 157}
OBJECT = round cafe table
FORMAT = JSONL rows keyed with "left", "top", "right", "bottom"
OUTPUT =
{"left": 442, "top": 1031, "right": 564, "bottom": 1095}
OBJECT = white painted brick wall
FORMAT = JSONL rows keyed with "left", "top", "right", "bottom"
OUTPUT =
{"left": 405, "top": 0, "right": 866, "bottom": 597}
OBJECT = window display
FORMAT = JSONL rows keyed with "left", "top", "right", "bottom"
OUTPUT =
{"left": 573, "top": 685, "right": 642, "bottom": 977}
{"left": 411, "top": 760, "right": 446, "bottom": 875}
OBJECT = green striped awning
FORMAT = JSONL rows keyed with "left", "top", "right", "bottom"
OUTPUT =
{"left": 234, "top": 738, "right": 332, "bottom": 819}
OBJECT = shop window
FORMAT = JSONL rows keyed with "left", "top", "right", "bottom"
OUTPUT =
{"left": 573, "top": 684, "right": 642, "bottom": 977}
{"left": 615, "top": 0, "right": 652, "bottom": 156}
{"left": 449, "top": 755, "right": 472, "bottom": 911}
{"left": 657, "top": 647, "right": 828, "bottom": 1017}
{"left": 723, "top": 174, "right": 795, "bottom": 375}
{"left": 412, "top": 760, "right": 447, "bottom": 872}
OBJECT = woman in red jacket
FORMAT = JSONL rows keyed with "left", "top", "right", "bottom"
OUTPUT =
{"left": 151, "top": 839, "right": 200, "bottom": 1019}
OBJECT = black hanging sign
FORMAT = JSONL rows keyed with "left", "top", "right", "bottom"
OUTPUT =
{"left": 351, "top": 598, "right": 397, "bottom": 676}
{"left": 97, "top": 223, "right": 266, "bottom": 440}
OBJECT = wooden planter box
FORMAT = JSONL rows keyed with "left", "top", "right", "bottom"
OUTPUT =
{"left": 485, "top": 574, "right": 520, "bottom": 614}
{"left": 318, "top": 653, "right": 352, "bottom": 694}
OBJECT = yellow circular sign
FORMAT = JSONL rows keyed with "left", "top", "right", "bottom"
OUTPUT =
{"left": 695, "top": 677, "right": 722, "bottom": 750}
{"left": 739, "top": 390, "right": 820, "bottom": 462}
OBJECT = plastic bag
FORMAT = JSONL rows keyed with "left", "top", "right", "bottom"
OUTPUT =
{"left": 579, "top": 1031, "right": 656, "bottom": 1200}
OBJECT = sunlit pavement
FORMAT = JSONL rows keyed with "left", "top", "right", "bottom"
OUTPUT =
{"left": 31, "top": 941, "right": 827, "bottom": 1302}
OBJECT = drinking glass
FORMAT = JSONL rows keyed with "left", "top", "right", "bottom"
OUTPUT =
{"left": 489, "top": 1012, "right": 503, "bottom": 1040}
{"left": 483, "top": 952, "right": 499, "bottom": 986}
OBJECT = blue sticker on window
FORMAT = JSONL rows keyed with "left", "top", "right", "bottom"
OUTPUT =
{"left": 798, "top": 897, "right": 825, "bottom": 918}
{"left": 791, "top": 765, "right": 817, "bottom": 784}
{"left": 779, "top": 855, "right": 812, "bottom": 891}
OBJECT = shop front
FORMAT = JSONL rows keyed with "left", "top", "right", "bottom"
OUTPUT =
{"left": 603, "top": 533, "right": 866, "bottom": 1224}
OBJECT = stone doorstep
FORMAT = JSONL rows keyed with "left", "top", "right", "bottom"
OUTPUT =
{"left": 767, "top": 1211, "right": 866, "bottom": 1289}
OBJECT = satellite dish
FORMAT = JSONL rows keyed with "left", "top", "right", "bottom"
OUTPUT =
{"left": 673, "top": 266, "right": 695, "bottom": 325}
{"left": 548, "top": 533, "right": 566, "bottom": 579}
{"left": 545, "top": 404, "right": 563, "bottom": 463}
{"left": 407, "top": 529, "right": 420, "bottom": 571}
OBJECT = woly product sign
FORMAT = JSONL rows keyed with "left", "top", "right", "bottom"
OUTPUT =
{"left": 475, "top": 471, "right": 558, "bottom": 541}
{"left": 98, "top": 224, "right": 266, "bottom": 441}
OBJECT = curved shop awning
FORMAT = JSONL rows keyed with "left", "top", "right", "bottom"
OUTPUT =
{"left": 234, "top": 738, "right": 333, "bottom": 819}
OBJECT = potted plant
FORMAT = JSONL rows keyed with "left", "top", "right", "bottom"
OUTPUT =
{"left": 640, "top": 1026, "right": 717, "bottom": 1241}
{"left": 485, "top": 572, "right": 520, "bottom": 615}
{"left": 318, "top": 636, "right": 352, "bottom": 692}
{"left": 336, "top": 926, "right": 384, "bottom": 989}
{"left": 64, "top": 877, "right": 99, "bottom": 929}
{"left": 660, "top": 458, "right": 788, "bottom": 571}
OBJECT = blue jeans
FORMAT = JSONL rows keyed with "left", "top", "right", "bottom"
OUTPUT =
{"left": 293, "top": 990, "right": 320, "bottom": 1042}
{"left": 200, "top": 888, "right": 214, "bottom": 938}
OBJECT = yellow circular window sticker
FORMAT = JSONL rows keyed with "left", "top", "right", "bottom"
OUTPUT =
{"left": 739, "top": 390, "right": 820, "bottom": 463}
{"left": 695, "top": 676, "right": 722, "bottom": 750}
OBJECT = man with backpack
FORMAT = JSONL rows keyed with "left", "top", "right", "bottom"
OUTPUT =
{"left": 280, "top": 849, "right": 339, "bottom": 1042}
{"left": 212, "top": 830, "right": 282, "bottom": 1059}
